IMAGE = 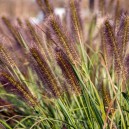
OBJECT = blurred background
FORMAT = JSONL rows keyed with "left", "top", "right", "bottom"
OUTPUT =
{"left": 0, "top": 0, "right": 39, "bottom": 18}
{"left": 0, "top": 0, "right": 88, "bottom": 19}
{"left": 0, "top": 0, "right": 129, "bottom": 19}
{"left": 0, "top": 0, "right": 66, "bottom": 18}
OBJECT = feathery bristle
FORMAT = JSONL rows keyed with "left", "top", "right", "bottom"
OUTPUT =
{"left": 69, "top": 0, "right": 83, "bottom": 43}
{"left": 36, "top": 0, "right": 53, "bottom": 16}
{"left": 0, "top": 72, "right": 37, "bottom": 107}
{"left": 30, "top": 47, "right": 61, "bottom": 97}
{"left": 117, "top": 15, "right": 129, "bottom": 58}
{"left": 55, "top": 47, "right": 81, "bottom": 94}
{"left": 45, "top": 15, "right": 80, "bottom": 65}
{"left": 124, "top": 55, "right": 129, "bottom": 78}
{"left": 101, "top": 27, "right": 108, "bottom": 66}
{"left": 100, "top": 82, "right": 113, "bottom": 114}
{"left": 104, "top": 20, "right": 122, "bottom": 71}
{"left": 26, "top": 20, "right": 52, "bottom": 63}
{"left": 43, "top": 0, "right": 53, "bottom": 14}
{"left": 0, "top": 45, "right": 16, "bottom": 68}
{"left": 26, "top": 21, "right": 44, "bottom": 49}
{"left": 2, "top": 17, "right": 23, "bottom": 48}
{"left": 104, "top": 20, "right": 127, "bottom": 90}
{"left": 26, "top": 20, "right": 41, "bottom": 46}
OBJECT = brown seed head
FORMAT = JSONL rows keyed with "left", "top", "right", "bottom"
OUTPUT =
{"left": 55, "top": 47, "right": 81, "bottom": 94}
{"left": 0, "top": 72, "right": 37, "bottom": 107}
{"left": 30, "top": 47, "right": 61, "bottom": 97}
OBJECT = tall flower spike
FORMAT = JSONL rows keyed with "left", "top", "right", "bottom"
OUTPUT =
{"left": 124, "top": 55, "right": 129, "bottom": 79}
{"left": 104, "top": 20, "right": 122, "bottom": 72}
{"left": 0, "top": 72, "right": 37, "bottom": 107}
{"left": 0, "top": 45, "right": 16, "bottom": 68}
{"left": 55, "top": 47, "right": 81, "bottom": 94}
{"left": 26, "top": 20, "right": 48, "bottom": 61}
{"left": 36, "top": 0, "right": 45, "bottom": 14}
{"left": 45, "top": 15, "right": 80, "bottom": 65}
{"left": 2, "top": 17, "right": 23, "bottom": 48}
{"left": 101, "top": 27, "right": 108, "bottom": 66}
{"left": 117, "top": 15, "right": 129, "bottom": 58}
{"left": 30, "top": 47, "right": 61, "bottom": 97}
{"left": 69, "top": 0, "right": 83, "bottom": 43}
{"left": 100, "top": 82, "right": 114, "bottom": 114}
{"left": 114, "top": 0, "right": 120, "bottom": 31}
{"left": 104, "top": 20, "right": 127, "bottom": 90}
{"left": 36, "top": 0, "right": 53, "bottom": 16}
{"left": 43, "top": 0, "right": 53, "bottom": 14}
{"left": 26, "top": 20, "right": 40, "bottom": 45}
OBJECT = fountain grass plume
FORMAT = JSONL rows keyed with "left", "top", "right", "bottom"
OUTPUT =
{"left": 0, "top": 72, "right": 37, "bottom": 107}
{"left": 55, "top": 47, "right": 81, "bottom": 94}
{"left": 30, "top": 47, "right": 61, "bottom": 97}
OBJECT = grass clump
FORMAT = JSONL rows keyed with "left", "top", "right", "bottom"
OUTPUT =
{"left": 0, "top": 0, "right": 129, "bottom": 129}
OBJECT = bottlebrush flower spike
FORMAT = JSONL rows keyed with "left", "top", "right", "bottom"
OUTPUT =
{"left": 0, "top": 45, "right": 16, "bottom": 68}
{"left": 0, "top": 72, "right": 37, "bottom": 107}
{"left": 117, "top": 14, "right": 129, "bottom": 58}
{"left": 26, "top": 20, "right": 42, "bottom": 47}
{"left": 101, "top": 27, "right": 108, "bottom": 65}
{"left": 55, "top": 47, "right": 81, "bottom": 94}
{"left": 124, "top": 55, "right": 129, "bottom": 79}
{"left": 2, "top": 17, "right": 23, "bottom": 48}
{"left": 42, "top": 0, "right": 53, "bottom": 14}
{"left": 36, "top": 0, "right": 53, "bottom": 16}
{"left": 103, "top": 19, "right": 127, "bottom": 90}
{"left": 44, "top": 15, "right": 80, "bottom": 65}
{"left": 100, "top": 82, "right": 114, "bottom": 114}
{"left": 26, "top": 20, "right": 48, "bottom": 60}
{"left": 30, "top": 47, "right": 61, "bottom": 97}
{"left": 104, "top": 20, "right": 122, "bottom": 72}
{"left": 69, "top": 0, "right": 83, "bottom": 43}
